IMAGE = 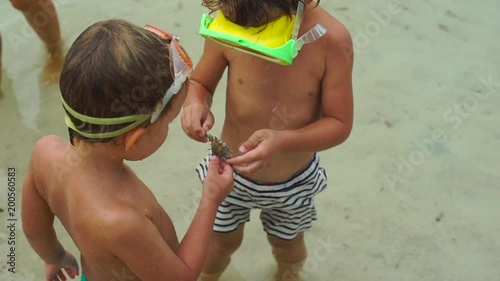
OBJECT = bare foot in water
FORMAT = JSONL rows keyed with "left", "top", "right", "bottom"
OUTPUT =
{"left": 275, "top": 271, "right": 303, "bottom": 281}
{"left": 41, "top": 40, "right": 65, "bottom": 86}
{"left": 41, "top": 51, "right": 65, "bottom": 86}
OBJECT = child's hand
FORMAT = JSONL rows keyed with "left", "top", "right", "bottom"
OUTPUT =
{"left": 201, "top": 156, "right": 234, "bottom": 206}
{"left": 45, "top": 250, "right": 79, "bottom": 281}
{"left": 181, "top": 103, "right": 214, "bottom": 142}
{"left": 226, "top": 129, "right": 285, "bottom": 174}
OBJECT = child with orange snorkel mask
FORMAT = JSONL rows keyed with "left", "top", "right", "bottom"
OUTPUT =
{"left": 182, "top": 0, "right": 354, "bottom": 280}
{"left": 22, "top": 19, "right": 234, "bottom": 281}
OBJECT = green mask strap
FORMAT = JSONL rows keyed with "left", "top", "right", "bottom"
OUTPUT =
{"left": 61, "top": 97, "right": 151, "bottom": 139}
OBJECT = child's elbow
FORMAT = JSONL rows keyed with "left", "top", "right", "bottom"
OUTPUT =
{"left": 331, "top": 119, "right": 352, "bottom": 146}
{"left": 340, "top": 123, "right": 353, "bottom": 143}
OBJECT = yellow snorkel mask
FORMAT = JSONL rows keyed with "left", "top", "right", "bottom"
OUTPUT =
{"left": 199, "top": 1, "right": 326, "bottom": 65}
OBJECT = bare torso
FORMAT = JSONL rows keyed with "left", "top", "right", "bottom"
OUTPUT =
{"left": 220, "top": 6, "right": 331, "bottom": 182}
{"left": 33, "top": 136, "right": 178, "bottom": 281}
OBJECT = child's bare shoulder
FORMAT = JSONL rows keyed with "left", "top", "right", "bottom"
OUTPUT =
{"left": 313, "top": 6, "right": 352, "bottom": 48}
{"left": 30, "top": 135, "right": 71, "bottom": 165}
{"left": 28, "top": 135, "right": 89, "bottom": 192}
{"left": 305, "top": 6, "right": 353, "bottom": 67}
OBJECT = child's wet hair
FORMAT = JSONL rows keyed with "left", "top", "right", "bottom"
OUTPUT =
{"left": 202, "top": 0, "right": 319, "bottom": 27}
{"left": 60, "top": 19, "right": 176, "bottom": 144}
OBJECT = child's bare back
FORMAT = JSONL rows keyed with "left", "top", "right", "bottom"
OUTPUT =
{"left": 22, "top": 19, "right": 234, "bottom": 281}
{"left": 23, "top": 135, "right": 179, "bottom": 281}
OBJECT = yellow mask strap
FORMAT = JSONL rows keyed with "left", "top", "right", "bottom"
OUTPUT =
{"left": 61, "top": 97, "right": 150, "bottom": 139}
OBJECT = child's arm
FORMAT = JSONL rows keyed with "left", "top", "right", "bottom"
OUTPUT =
{"left": 174, "top": 157, "right": 232, "bottom": 273}
{"left": 280, "top": 23, "right": 354, "bottom": 152}
{"left": 22, "top": 150, "right": 79, "bottom": 280}
{"left": 104, "top": 157, "right": 233, "bottom": 281}
{"left": 182, "top": 40, "right": 228, "bottom": 142}
{"left": 185, "top": 40, "right": 228, "bottom": 107}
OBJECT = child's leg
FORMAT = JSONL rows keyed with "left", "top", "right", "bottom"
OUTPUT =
{"left": 199, "top": 224, "right": 245, "bottom": 281}
{"left": 267, "top": 233, "right": 307, "bottom": 281}
{"left": 10, "top": 0, "right": 63, "bottom": 85}
{"left": 10, "top": 0, "right": 61, "bottom": 51}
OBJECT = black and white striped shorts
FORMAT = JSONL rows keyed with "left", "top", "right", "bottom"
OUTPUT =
{"left": 195, "top": 153, "right": 328, "bottom": 240}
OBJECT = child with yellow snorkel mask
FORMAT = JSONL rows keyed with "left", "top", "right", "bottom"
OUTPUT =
{"left": 182, "top": 0, "right": 354, "bottom": 280}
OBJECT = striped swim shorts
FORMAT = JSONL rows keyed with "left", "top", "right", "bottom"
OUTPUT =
{"left": 195, "top": 153, "right": 328, "bottom": 240}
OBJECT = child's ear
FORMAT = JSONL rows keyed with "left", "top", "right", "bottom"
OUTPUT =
{"left": 124, "top": 127, "right": 146, "bottom": 152}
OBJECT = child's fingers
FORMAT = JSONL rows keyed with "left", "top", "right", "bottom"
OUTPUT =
{"left": 226, "top": 154, "right": 246, "bottom": 165}
{"left": 57, "top": 270, "right": 66, "bottom": 281}
{"left": 194, "top": 124, "right": 206, "bottom": 139}
{"left": 221, "top": 162, "right": 233, "bottom": 176}
{"left": 238, "top": 131, "right": 262, "bottom": 153}
{"left": 227, "top": 149, "right": 258, "bottom": 166}
{"left": 202, "top": 112, "right": 214, "bottom": 132}
{"left": 65, "top": 267, "right": 76, "bottom": 278}
{"left": 189, "top": 110, "right": 206, "bottom": 137}
{"left": 47, "top": 269, "right": 61, "bottom": 281}
{"left": 215, "top": 158, "right": 227, "bottom": 169}
{"left": 233, "top": 161, "right": 261, "bottom": 175}
{"left": 182, "top": 108, "right": 206, "bottom": 141}
{"left": 206, "top": 156, "right": 220, "bottom": 176}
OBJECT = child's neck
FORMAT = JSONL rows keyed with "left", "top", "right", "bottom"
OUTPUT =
{"left": 74, "top": 141, "right": 126, "bottom": 173}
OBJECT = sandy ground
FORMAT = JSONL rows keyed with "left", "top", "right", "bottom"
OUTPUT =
{"left": 0, "top": 0, "right": 499, "bottom": 280}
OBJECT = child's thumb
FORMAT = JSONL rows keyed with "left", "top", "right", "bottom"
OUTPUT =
{"left": 207, "top": 156, "right": 220, "bottom": 175}
{"left": 203, "top": 112, "right": 214, "bottom": 132}
{"left": 221, "top": 162, "right": 233, "bottom": 176}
